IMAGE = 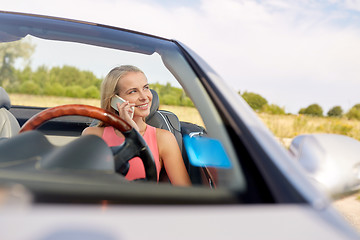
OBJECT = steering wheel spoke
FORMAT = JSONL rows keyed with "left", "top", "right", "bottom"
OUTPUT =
{"left": 111, "top": 128, "right": 157, "bottom": 180}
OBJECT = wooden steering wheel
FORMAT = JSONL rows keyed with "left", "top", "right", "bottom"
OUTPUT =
{"left": 19, "top": 104, "right": 157, "bottom": 181}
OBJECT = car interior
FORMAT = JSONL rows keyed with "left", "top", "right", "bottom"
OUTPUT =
{"left": 0, "top": 83, "right": 237, "bottom": 203}
{"left": 0, "top": 12, "right": 296, "bottom": 205}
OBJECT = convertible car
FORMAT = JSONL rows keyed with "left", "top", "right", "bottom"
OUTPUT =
{"left": 0, "top": 11, "right": 359, "bottom": 239}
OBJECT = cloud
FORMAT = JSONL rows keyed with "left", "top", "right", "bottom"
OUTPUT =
{"left": 188, "top": 0, "right": 360, "bottom": 113}
{"left": 2, "top": 0, "right": 360, "bottom": 113}
{"left": 344, "top": 0, "right": 360, "bottom": 11}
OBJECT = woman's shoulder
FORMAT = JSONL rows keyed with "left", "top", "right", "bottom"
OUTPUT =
{"left": 155, "top": 127, "right": 172, "bottom": 136}
{"left": 82, "top": 126, "right": 105, "bottom": 137}
{"left": 155, "top": 128, "right": 176, "bottom": 144}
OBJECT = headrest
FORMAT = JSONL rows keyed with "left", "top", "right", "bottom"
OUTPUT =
{"left": 0, "top": 87, "right": 11, "bottom": 110}
{"left": 146, "top": 89, "right": 159, "bottom": 121}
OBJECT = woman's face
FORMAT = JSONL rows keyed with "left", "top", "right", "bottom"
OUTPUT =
{"left": 116, "top": 71, "right": 152, "bottom": 118}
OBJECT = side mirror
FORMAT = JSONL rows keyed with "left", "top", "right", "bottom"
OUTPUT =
{"left": 183, "top": 135, "right": 232, "bottom": 168}
{"left": 289, "top": 134, "right": 360, "bottom": 199}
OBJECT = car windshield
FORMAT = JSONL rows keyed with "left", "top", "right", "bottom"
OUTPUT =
{"left": 0, "top": 12, "right": 247, "bottom": 204}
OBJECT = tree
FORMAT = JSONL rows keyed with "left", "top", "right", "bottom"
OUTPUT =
{"left": 44, "top": 82, "right": 65, "bottom": 96}
{"left": 65, "top": 85, "right": 85, "bottom": 98}
{"left": 84, "top": 85, "right": 100, "bottom": 99}
{"left": 261, "top": 104, "right": 285, "bottom": 115}
{"left": 19, "top": 81, "right": 41, "bottom": 95}
{"left": 351, "top": 104, "right": 360, "bottom": 111}
{"left": 327, "top": 106, "right": 343, "bottom": 117}
{"left": 241, "top": 91, "right": 268, "bottom": 111}
{"left": 346, "top": 104, "right": 360, "bottom": 120}
{"left": 0, "top": 39, "right": 35, "bottom": 87}
{"left": 149, "top": 82, "right": 194, "bottom": 107}
{"left": 298, "top": 108, "right": 306, "bottom": 114}
{"left": 298, "top": 103, "right": 323, "bottom": 116}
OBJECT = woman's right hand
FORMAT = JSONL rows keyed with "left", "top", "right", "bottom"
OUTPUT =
{"left": 117, "top": 101, "right": 138, "bottom": 132}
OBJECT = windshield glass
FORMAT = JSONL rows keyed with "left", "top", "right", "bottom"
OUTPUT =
{"left": 0, "top": 12, "right": 246, "bottom": 203}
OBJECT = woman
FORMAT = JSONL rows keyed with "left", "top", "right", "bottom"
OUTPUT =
{"left": 82, "top": 65, "right": 191, "bottom": 186}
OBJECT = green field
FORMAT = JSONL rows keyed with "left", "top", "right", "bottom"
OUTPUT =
{"left": 11, "top": 94, "right": 360, "bottom": 144}
{"left": 10, "top": 94, "right": 204, "bottom": 127}
{"left": 258, "top": 113, "right": 360, "bottom": 141}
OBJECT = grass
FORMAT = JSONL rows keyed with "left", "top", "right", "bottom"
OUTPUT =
{"left": 10, "top": 94, "right": 101, "bottom": 108}
{"left": 258, "top": 113, "right": 360, "bottom": 142}
{"left": 10, "top": 93, "right": 204, "bottom": 127}
{"left": 159, "top": 105, "right": 204, "bottom": 127}
{"left": 10, "top": 94, "right": 360, "bottom": 142}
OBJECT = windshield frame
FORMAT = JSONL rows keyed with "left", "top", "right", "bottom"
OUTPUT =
{"left": 0, "top": 11, "right": 250, "bottom": 201}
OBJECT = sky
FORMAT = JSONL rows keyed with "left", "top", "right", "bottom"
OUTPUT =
{"left": 2, "top": 0, "right": 360, "bottom": 114}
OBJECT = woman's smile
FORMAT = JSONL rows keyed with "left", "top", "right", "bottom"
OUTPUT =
{"left": 135, "top": 102, "right": 150, "bottom": 110}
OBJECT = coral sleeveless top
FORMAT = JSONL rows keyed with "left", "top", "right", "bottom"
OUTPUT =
{"left": 102, "top": 125, "right": 160, "bottom": 181}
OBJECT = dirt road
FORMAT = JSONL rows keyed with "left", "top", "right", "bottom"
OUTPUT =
{"left": 333, "top": 193, "right": 360, "bottom": 232}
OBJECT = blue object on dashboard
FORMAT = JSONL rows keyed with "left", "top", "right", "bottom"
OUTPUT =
{"left": 183, "top": 135, "right": 232, "bottom": 168}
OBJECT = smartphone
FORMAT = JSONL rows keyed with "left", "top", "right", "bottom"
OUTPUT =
{"left": 110, "top": 95, "right": 134, "bottom": 119}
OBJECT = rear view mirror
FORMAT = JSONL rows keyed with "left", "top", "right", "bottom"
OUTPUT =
{"left": 183, "top": 135, "right": 232, "bottom": 168}
{"left": 289, "top": 134, "right": 360, "bottom": 199}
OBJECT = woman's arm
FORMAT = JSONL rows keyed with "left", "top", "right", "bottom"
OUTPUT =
{"left": 157, "top": 129, "right": 191, "bottom": 186}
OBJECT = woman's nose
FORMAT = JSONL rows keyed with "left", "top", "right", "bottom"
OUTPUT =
{"left": 139, "top": 90, "right": 147, "bottom": 100}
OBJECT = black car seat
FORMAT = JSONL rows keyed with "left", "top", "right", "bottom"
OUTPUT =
{"left": 145, "top": 89, "right": 183, "bottom": 181}
{"left": 145, "top": 89, "right": 182, "bottom": 152}
{"left": 146, "top": 89, "right": 210, "bottom": 185}
{"left": 0, "top": 87, "right": 20, "bottom": 137}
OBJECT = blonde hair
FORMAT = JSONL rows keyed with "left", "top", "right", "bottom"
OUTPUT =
{"left": 98, "top": 65, "right": 144, "bottom": 127}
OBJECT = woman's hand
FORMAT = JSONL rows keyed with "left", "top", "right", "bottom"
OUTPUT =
{"left": 117, "top": 101, "right": 138, "bottom": 132}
